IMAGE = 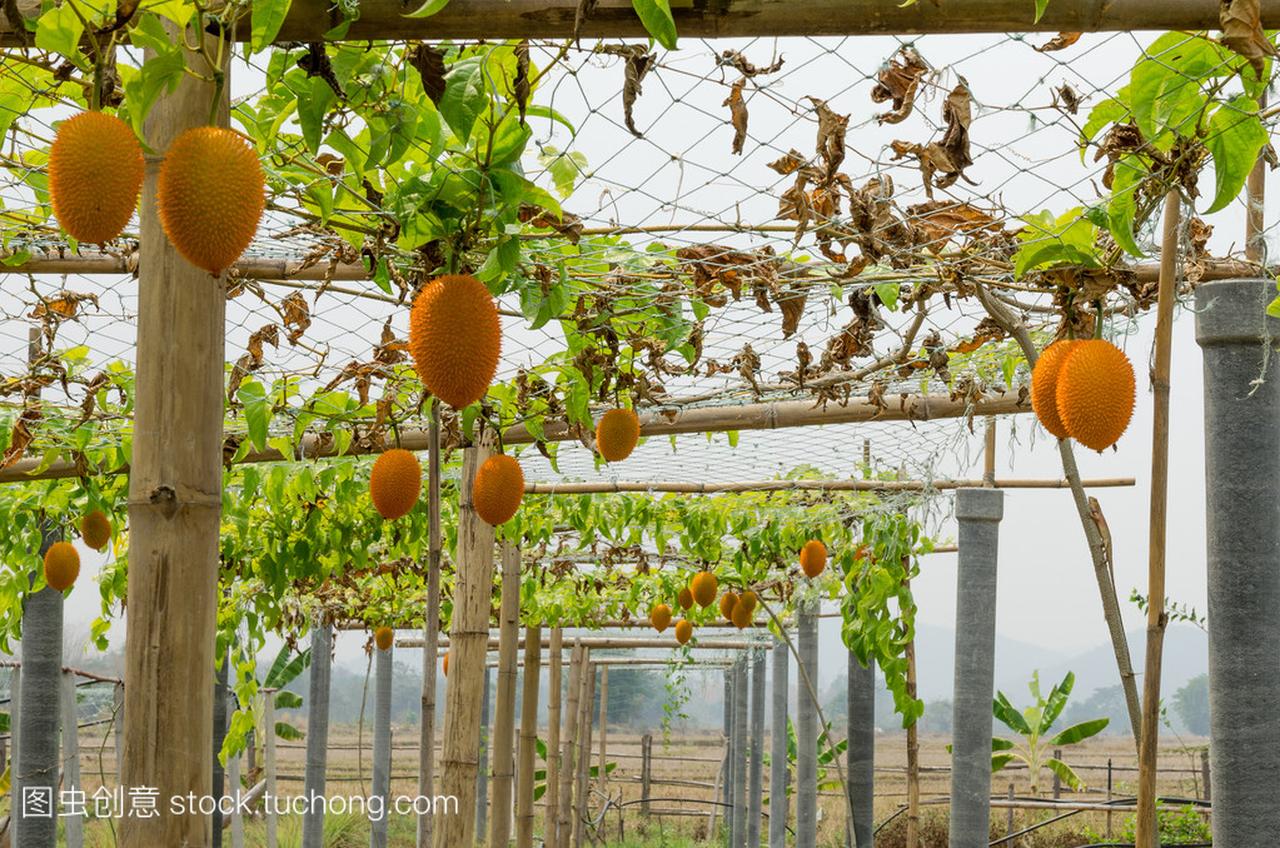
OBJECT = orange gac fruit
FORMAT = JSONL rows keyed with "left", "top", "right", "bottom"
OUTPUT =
{"left": 44, "top": 541, "right": 80, "bottom": 592}
{"left": 374, "top": 626, "right": 394, "bottom": 652}
{"left": 49, "top": 112, "right": 144, "bottom": 245}
{"left": 719, "top": 592, "right": 738, "bottom": 622}
{"left": 675, "top": 619, "right": 693, "bottom": 645}
{"left": 1055, "top": 339, "right": 1136, "bottom": 452}
{"left": 369, "top": 449, "right": 422, "bottom": 520}
{"left": 730, "top": 602, "right": 752, "bottom": 629}
{"left": 690, "top": 571, "right": 718, "bottom": 608}
{"left": 157, "top": 127, "right": 264, "bottom": 276}
{"left": 443, "top": 651, "right": 450, "bottom": 677}
{"left": 677, "top": 587, "right": 694, "bottom": 610}
{"left": 650, "top": 603, "right": 672, "bottom": 633}
{"left": 800, "top": 540, "right": 827, "bottom": 578}
{"left": 79, "top": 510, "right": 112, "bottom": 551}
{"left": 738, "top": 591, "right": 758, "bottom": 615}
{"left": 596, "top": 408, "right": 641, "bottom": 462}
{"left": 1030, "top": 339, "right": 1080, "bottom": 439}
{"left": 408, "top": 274, "right": 502, "bottom": 409}
{"left": 472, "top": 454, "right": 525, "bottom": 526}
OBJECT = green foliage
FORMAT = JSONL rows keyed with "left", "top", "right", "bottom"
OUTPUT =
{"left": 1084, "top": 802, "right": 1212, "bottom": 843}
{"left": 1011, "top": 207, "right": 1102, "bottom": 278}
{"left": 1173, "top": 674, "right": 1210, "bottom": 736}
{"left": 631, "top": 0, "right": 678, "bottom": 50}
{"left": 989, "top": 671, "right": 1109, "bottom": 794}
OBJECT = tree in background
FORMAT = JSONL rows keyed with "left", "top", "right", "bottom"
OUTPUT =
{"left": 1173, "top": 675, "right": 1210, "bottom": 736}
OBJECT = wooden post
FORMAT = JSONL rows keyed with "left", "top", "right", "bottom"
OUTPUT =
{"left": 543, "top": 629, "right": 564, "bottom": 848}
{"left": 302, "top": 617, "right": 333, "bottom": 847}
{"left": 475, "top": 666, "right": 492, "bottom": 839}
{"left": 417, "top": 402, "right": 442, "bottom": 848}
{"left": 1052, "top": 749, "right": 1063, "bottom": 799}
{"left": 434, "top": 442, "right": 497, "bottom": 848}
{"left": 371, "top": 639, "right": 393, "bottom": 848}
{"left": 515, "top": 624, "right": 541, "bottom": 848}
{"left": 556, "top": 643, "right": 585, "bottom": 848}
{"left": 639, "top": 734, "right": 652, "bottom": 816}
{"left": 597, "top": 666, "right": 609, "bottom": 796}
{"left": 1006, "top": 783, "right": 1016, "bottom": 846}
{"left": 1134, "top": 190, "right": 1180, "bottom": 848}
{"left": 60, "top": 670, "right": 82, "bottom": 848}
{"left": 1201, "top": 750, "right": 1211, "bottom": 802}
{"left": 572, "top": 662, "right": 595, "bottom": 848}
{"left": 983, "top": 417, "right": 996, "bottom": 486}
{"left": 489, "top": 542, "right": 521, "bottom": 848}
{"left": 1106, "top": 759, "right": 1113, "bottom": 839}
{"left": 264, "top": 690, "right": 278, "bottom": 848}
{"left": 120, "top": 16, "right": 228, "bottom": 846}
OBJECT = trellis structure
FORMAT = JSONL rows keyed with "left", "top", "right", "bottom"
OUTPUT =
{"left": 1, "top": 2, "right": 1279, "bottom": 848}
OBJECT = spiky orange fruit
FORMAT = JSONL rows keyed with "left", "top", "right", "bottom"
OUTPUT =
{"left": 800, "top": 540, "right": 827, "bottom": 578}
{"left": 1030, "top": 339, "right": 1080, "bottom": 439}
{"left": 79, "top": 510, "right": 112, "bottom": 551}
{"left": 157, "top": 126, "right": 264, "bottom": 276}
{"left": 443, "top": 651, "right": 450, "bottom": 677}
{"left": 473, "top": 454, "right": 524, "bottom": 526}
{"left": 690, "top": 571, "right": 718, "bottom": 608}
{"left": 408, "top": 274, "right": 502, "bottom": 409}
{"left": 675, "top": 619, "right": 693, "bottom": 645}
{"left": 44, "top": 541, "right": 80, "bottom": 592}
{"left": 677, "top": 587, "right": 694, "bottom": 610}
{"left": 731, "top": 602, "right": 752, "bottom": 629}
{"left": 719, "top": 592, "right": 738, "bottom": 621}
{"left": 375, "top": 626, "right": 394, "bottom": 652}
{"left": 738, "top": 591, "right": 758, "bottom": 615}
{"left": 1055, "top": 339, "right": 1136, "bottom": 452}
{"left": 369, "top": 448, "right": 422, "bottom": 520}
{"left": 596, "top": 408, "right": 641, "bottom": 462}
{"left": 48, "top": 112, "right": 144, "bottom": 244}
{"left": 650, "top": 603, "right": 672, "bottom": 633}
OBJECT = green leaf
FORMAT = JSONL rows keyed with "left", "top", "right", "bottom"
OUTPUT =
{"left": 1130, "top": 33, "right": 1231, "bottom": 145}
{"left": 296, "top": 76, "right": 336, "bottom": 155}
{"left": 1012, "top": 207, "right": 1101, "bottom": 277}
{"left": 439, "top": 58, "right": 487, "bottom": 139}
{"left": 1045, "top": 757, "right": 1087, "bottom": 791}
{"left": 403, "top": 0, "right": 451, "bottom": 17}
{"left": 992, "top": 737, "right": 1015, "bottom": 752}
{"left": 1080, "top": 93, "right": 1129, "bottom": 157}
{"left": 1205, "top": 96, "right": 1268, "bottom": 214}
{"left": 1032, "top": 0, "right": 1050, "bottom": 23}
{"left": 993, "top": 691, "right": 1033, "bottom": 734}
{"left": 875, "top": 282, "right": 900, "bottom": 311}
{"left": 1107, "top": 155, "right": 1146, "bottom": 257}
{"left": 251, "top": 0, "right": 293, "bottom": 53}
{"left": 35, "top": 3, "right": 85, "bottom": 60}
{"left": 1267, "top": 293, "right": 1280, "bottom": 319}
{"left": 123, "top": 49, "right": 186, "bottom": 139}
{"left": 273, "top": 691, "right": 303, "bottom": 709}
{"left": 237, "top": 381, "right": 270, "bottom": 452}
{"left": 274, "top": 721, "right": 305, "bottom": 741}
{"left": 991, "top": 753, "right": 1016, "bottom": 772}
{"left": 631, "top": 0, "right": 678, "bottom": 50}
{"left": 1041, "top": 670, "right": 1074, "bottom": 731}
{"left": 1048, "top": 717, "right": 1109, "bottom": 746}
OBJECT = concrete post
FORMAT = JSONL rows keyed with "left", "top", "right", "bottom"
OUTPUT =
{"left": 847, "top": 653, "right": 875, "bottom": 847}
{"left": 1195, "top": 277, "right": 1280, "bottom": 844}
{"left": 731, "top": 656, "right": 748, "bottom": 848}
{"left": 796, "top": 599, "right": 819, "bottom": 848}
{"left": 721, "top": 666, "right": 734, "bottom": 842}
{"left": 768, "top": 634, "right": 789, "bottom": 848}
{"left": 475, "top": 668, "right": 491, "bottom": 840}
{"left": 371, "top": 641, "right": 392, "bottom": 848}
{"left": 948, "top": 487, "right": 1004, "bottom": 848}
{"left": 747, "top": 648, "right": 766, "bottom": 848}
{"left": 301, "top": 618, "right": 332, "bottom": 848}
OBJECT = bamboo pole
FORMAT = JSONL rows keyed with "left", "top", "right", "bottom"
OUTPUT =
{"left": 572, "top": 663, "right": 597, "bottom": 848}
{"left": 476, "top": 652, "right": 493, "bottom": 838}
{"left": 523, "top": 477, "right": 1133, "bottom": 494}
{"left": 301, "top": 617, "right": 333, "bottom": 847}
{"left": 983, "top": 418, "right": 997, "bottom": 486}
{"left": 407, "top": 636, "right": 770, "bottom": 650}
{"left": 0, "top": 394, "right": 1032, "bottom": 485}
{"left": 556, "top": 643, "right": 586, "bottom": 848}
{"left": 371, "top": 638, "right": 393, "bottom": 848}
{"left": 489, "top": 542, "right": 522, "bottom": 848}
{"left": 1133, "top": 191, "right": 1180, "bottom": 848}
{"left": 417, "top": 402, "right": 442, "bottom": 848}
{"left": 60, "top": 670, "right": 82, "bottom": 848}
{"left": 434, "top": 442, "right": 497, "bottom": 848}
{"left": 263, "top": 690, "right": 277, "bottom": 848}
{"left": 596, "top": 666, "right": 609, "bottom": 797}
{"left": 119, "top": 19, "right": 226, "bottom": 848}
{"left": 515, "top": 624, "right": 541, "bottom": 848}
{"left": 1247, "top": 92, "right": 1267, "bottom": 263}
{"left": 543, "top": 629, "right": 565, "bottom": 848}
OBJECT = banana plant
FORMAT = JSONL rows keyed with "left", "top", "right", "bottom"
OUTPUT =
{"left": 762, "top": 718, "right": 849, "bottom": 797}
{"left": 991, "top": 671, "right": 1108, "bottom": 794}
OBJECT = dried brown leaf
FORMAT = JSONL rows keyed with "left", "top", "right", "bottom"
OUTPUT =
{"left": 724, "top": 78, "right": 748, "bottom": 155}
{"left": 871, "top": 47, "right": 929, "bottom": 125}
{"left": 767, "top": 149, "right": 807, "bottom": 175}
{"left": 717, "top": 49, "right": 785, "bottom": 77}
{"left": 1035, "top": 32, "right": 1082, "bottom": 53}
{"left": 1220, "top": 0, "right": 1278, "bottom": 78}
{"left": 407, "top": 44, "right": 448, "bottom": 104}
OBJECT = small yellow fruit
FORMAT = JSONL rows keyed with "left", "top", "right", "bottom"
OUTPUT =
{"left": 374, "top": 626, "right": 394, "bottom": 652}
{"left": 1055, "top": 339, "right": 1136, "bottom": 452}
{"left": 369, "top": 449, "right": 422, "bottom": 520}
{"left": 800, "top": 540, "right": 827, "bottom": 578}
{"left": 157, "top": 126, "right": 264, "bottom": 276}
{"left": 408, "top": 274, "right": 502, "bottom": 409}
{"left": 472, "top": 454, "right": 525, "bottom": 526}
{"left": 49, "top": 111, "right": 144, "bottom": 244}
{"left": 675, "top": 619, "right": 693, "bottom": 645}
{"left": 1031, "top": 339, "right": 1080, "bottom": 440}
{"left": 44, "top": 541, "right": 80, "bottom": 592}
{"left": 650, "top": 603, "right": 672, "bottom": 633}
{"left": 596, "top": 408, "right": 641, "bottom": 462}
{"left": 731, "top": 602, "right": 752, "bottom": 629}
{"left": 719, "top": 592, "right": 738, "bottom": 621}
{"left": 443, "top": 651, "right": 450, "bottom": 677}
{"left": 738, "top": 591, "right": 758, "bottom": 615}
{"left": 677, "top": 587, "right": 694, "bottom": 610}
{"left": 79, "top": 510, "right": 112, "bottom": 551}
{"left": 690, "top": 571, "right": 718, "bottom": 608}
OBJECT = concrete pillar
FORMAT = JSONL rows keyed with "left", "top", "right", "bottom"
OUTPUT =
{"left": 722, "top": 666, "right": 734, "bottom": 842}
{"left": 768, "top": 634, "right": 789, "bottom": 848}
{"left": 731, "top": 656, "right": 748, "bottom": 848}
{"left": 475, "top": 668, "right": 491, "bottom": 840}
{"left": 747, "top": 648, "right": 766, "bottom": 848}
{"left": 371, "top": 642, "right": 392, "bottom": 848}
{"left": 1195, "top": 277, "right": 1280, "bottom": 844}
{"left": 847, "top": 653, "right": 875, "bottom": 847}
{"left": 948, "top": 487, "right": 1004, "bottom": 848}
{"left": 796, "top": 599, "right": 819, "bottom": 848}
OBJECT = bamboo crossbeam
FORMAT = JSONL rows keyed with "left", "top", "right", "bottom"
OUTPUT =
{"left": 3, "top": 0, "right": 1280, "bottom": 49}
{"left": 0, "top": 393, "right": 1029, "bottom": 484}
{"left": 398, "top": 636, "right": 771, "bottom": 650}
{"left": 524, "top": 477, "right": 1133, "bottom": 494}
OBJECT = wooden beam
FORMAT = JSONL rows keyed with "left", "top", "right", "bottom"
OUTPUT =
{"left": 4, "top": 0, "right": 1273, "bottom": 45}
{"left": 400, "top": 636, "right": 772, "bottom": 650}
{"left": 524, "top": 477, "right": 1134, "bottom": 494}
